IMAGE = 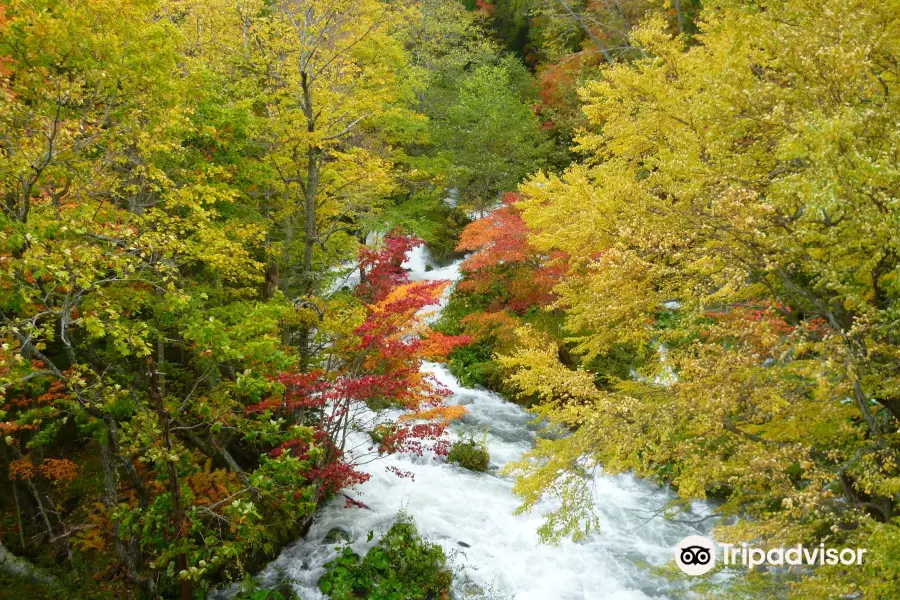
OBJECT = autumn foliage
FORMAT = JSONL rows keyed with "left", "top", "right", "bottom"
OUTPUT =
{"left": 246, "top": 233, "right": 470, "bottom": 501}
{"left": 455, "top": 193, "right": 563, "bottom": 313}
{"left": 0, "top": 0, "right": 495, "bottom": 593}
{"left": 357, "top": 232, "right": 424, "bottom": 302}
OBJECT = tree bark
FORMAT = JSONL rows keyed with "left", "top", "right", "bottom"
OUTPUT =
{"left": 262, "top": 262, "right": 279, "bottom": 300}
{"left": 0, "top": 540, "right": 59, "bottom": 588}
{"left": 149, "top": 361, "right": 191, "bottom": 600}
{"left": 173, "top": 421, "right": 253, "bottom": 489}
{"left": 12, "top": 483, "right": 26, "bottom": 550}
{"left": 554, "top": 0, "right": 613, "bottom": 63}
{"left": 99, "top": 438, "right": 142, "bottom": 584}
{"left": 673, "top": 0, "right": 685, "bottom": 35}
{"left": 299, "top": 69, "right": 321, "bottom": 373}
{"left": 103, "top": 415, "right": 149, "bottom": 507}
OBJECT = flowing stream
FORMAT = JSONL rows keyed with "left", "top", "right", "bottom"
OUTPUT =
{"left": 242, "top": 245, "right": 715, "bottom": 600}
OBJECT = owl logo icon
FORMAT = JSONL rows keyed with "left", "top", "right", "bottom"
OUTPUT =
{"left": 675, "top": 535, "right": 716, "bottom": 575}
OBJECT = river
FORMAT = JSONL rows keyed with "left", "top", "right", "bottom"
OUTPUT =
{"left": 239, "top": 245, "right": 715, "bottom": 600}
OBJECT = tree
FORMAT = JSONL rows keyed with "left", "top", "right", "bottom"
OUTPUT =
{"left": 432, "top": 56, "right": 550, "bottom": 212}
{"left": 0, "top": 0, "right": 468, "bottom": 596}
{"left": 501, "top": 1, "right": 900, "bottom": 597}
{"left": 520, "top": 0, "right": 700, "bottom": 141}
{"left": 175, "top": 0, "right": 420, "bottom": 368}
{"left": 0, "top": 540, "right": 58, "bottom": 588}
{"left": 455, "top": 193, "right": 563, "bottom": 312}
{"left": 252, "top": 234, "right": 470, "bottom": 503}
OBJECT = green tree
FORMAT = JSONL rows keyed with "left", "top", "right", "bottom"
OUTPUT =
{"left": 433, "top": 56, "right": 550, "bottom": 212}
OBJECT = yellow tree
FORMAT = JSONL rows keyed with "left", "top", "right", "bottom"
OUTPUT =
{"left": 503, "top": 1, "right": 900, "bottom": 596}
{"left": 172, "top": 0, "right": 421, "bottom": 367}
{"left": 2, "top": 1, "right": 307, "bottom": 594}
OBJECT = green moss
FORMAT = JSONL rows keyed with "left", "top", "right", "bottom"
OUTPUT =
{"left": 446, "top": 340, "right": 504, "bottom": 389}
{"left": 0, "top": 573, "right": 58, "bottom": 600}
{"left": 426, "top": 207, "right": 472, "bottom": 262}
{"left": 447, "top": 436, "right": 490, "bottom": 472}
{"left": 0, "top": 557, "right": 134, "bottom": 600}
{"left": 318, "top": 517, "right": 452, "bottom": 600}
{"left": 369, "top": 423, "right": 394, "bottom": 446}
{"left": 432, "top": 290, "right": 492, "bottom": 337}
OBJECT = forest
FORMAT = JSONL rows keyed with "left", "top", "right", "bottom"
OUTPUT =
{"left": 1, "top": 0, "right": 898, "bottom": 599}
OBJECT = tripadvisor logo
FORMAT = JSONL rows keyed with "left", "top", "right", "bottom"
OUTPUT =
{"left": 675, "top": 535, "right": 716, "bottom": 575}
{"left": 674, "top": 535, "right": 868, "bottom": 576}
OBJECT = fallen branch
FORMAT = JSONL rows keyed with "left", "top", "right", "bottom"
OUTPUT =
{"left": 0, "top": 540, "right": 60, "bottom": 588}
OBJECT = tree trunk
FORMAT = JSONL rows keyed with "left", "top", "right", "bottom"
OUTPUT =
{"left": 262, "top": 262, "right": 279, "bottom": 300}
{"left": 149, "top": 361, "right": 191, "bottom": 600}
{"left": 554, "top": 0, "right": 613, "bottom": 63}
{"left": 299, "top": 69, "right": 321, "bottom": 373}
{"left": 0, "top": 540, "right": 59, "bottom": 588}
{"left": 303, "top": 149, "right": 320, "bottom": 292}
{"left": 12, "top": 483, "right": 26, "bottom": 550}
{"left": 174, "top": 422, "right": 253, "bottom": 489}
{"left": 103, "top": 415, "right": 149, "bottom": 507}
{"left": 673, "top": 0, "right": 685, "bottom": 35}
{"left": 99, "top": 437, "right": 142, "bottom": 584}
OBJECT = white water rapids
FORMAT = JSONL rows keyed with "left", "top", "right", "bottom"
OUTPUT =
{"left": 235, "top": 245, "right": 715, "bottom": 600}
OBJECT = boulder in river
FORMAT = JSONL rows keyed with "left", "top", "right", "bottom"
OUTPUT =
{"left": 323, "top": 527, "right": 352, "bottom": 544}
{"left": 461, "top": 581, "right": 484, "bottom": 596}
{"left": 447, "top": 436, "right": 490, "bottom": 472}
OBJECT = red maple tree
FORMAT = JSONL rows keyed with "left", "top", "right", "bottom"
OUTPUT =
{"left": 252, "top": 234, "right": 471, "bottom": 500}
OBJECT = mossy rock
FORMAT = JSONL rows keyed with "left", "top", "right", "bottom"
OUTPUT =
{"left": 318, "top": 517, "right": 451, "bottom": 600}
{"left": 324, "top": 526, "right": 352, "bottom": 544}
{"left": 447, "top": 437, "right": 490, "bottom": 472}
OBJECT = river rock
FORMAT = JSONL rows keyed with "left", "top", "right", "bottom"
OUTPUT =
{"left": 324, "top": 527, "right": 352, "bottom": 544}
{"left": 457, "top": 540, "right": 471, "bottom": 548}
{"left": 461, "top": 582, "right": 484, "bottom": 596}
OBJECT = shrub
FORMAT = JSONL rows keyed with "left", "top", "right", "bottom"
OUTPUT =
{"left": 318, "top": 517, "right": 452, "bottom": 600}
{"left": 447, "top": 436, "right": 490, "bottom": 472}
